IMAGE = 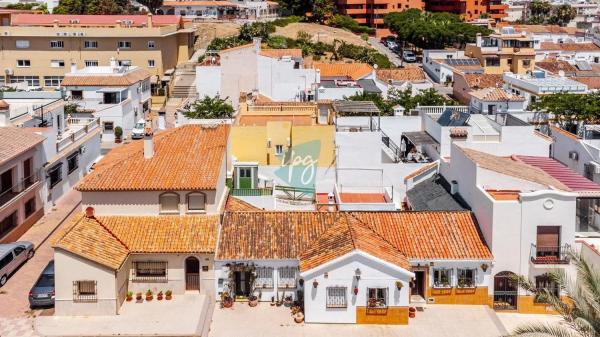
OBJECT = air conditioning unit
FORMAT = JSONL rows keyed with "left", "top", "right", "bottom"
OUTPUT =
{"left": 569, "top": 150, "right": 579, "bottom": 161}
{"left": 79, "top": 146, "right": 86, "bottom": 154}
{"left": 3, "top": 31, "right": 9, "bottom": 36}
{"left": 4, "top": 68, "right": 13, "bottom": 75}
{"left": 78, "top": 32, "right": 85, "bottom": 36}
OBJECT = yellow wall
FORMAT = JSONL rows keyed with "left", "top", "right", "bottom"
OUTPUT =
{"left": 231, "top": 123, "right": 335, "bottom": 167}
{"left": 465, "top": 44, "right": 535, "bottom": 75}
{"left": 427, "top": 287, "right": 489, "bottom": 305}
{"left": 356, "top": 307, "right": 409, "bottom": 325}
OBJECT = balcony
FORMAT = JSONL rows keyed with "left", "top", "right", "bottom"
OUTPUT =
{"left": 0, "top": 171, "right": 40, "bottom": 210}
{"left": 56, "top": 117, "right": 101, "bottom": 153}
{"left": 530, "top": 244, "right": 571, "bottom": 265}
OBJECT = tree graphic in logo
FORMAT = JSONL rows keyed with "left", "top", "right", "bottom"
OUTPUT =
{"left": 275, "top": 140, "right": 321, "bottom": 189}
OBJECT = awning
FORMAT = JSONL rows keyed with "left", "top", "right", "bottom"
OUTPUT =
{"left": 161, "top": 76, "right": 172, "bottom": 82}
{"left": 96, "top": 87, "right": 127, "bottom": 93}
{"left": 403, "top": 131, "right": 438, "bottom": 147}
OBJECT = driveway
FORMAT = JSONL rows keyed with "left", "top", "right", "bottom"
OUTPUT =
{"left": 209, "top": 303, "right": 518, "bottom": 337}
{"left": 368, "top": 38, "right": 402, "bottom": 67}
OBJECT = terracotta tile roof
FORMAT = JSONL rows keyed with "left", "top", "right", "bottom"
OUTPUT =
{"left": 504, "top": 24, "right": 580, "bottom": 35}
{"left": 540, "top": 42, "right": 600, "bottom": 52}
{"left": 54, "top": 213, "right": 219, "bottom": 270}
{"left": 469, "top": 87, "right": 525, "bottom": 102}
{"left": 163, "top": 1, "right": 238, "bottom": 7}
{"left": 0, "top": 127, "right": 45, "bottom": 166}
{"left": 259, "top": 49, "right": 303, "bottom": 59}
{"left": 463, "top": 74, "right": 504, "bottom": 89}
{"left": 11, "top": 14, "right": 181, "bottom": 27}
{"left": 515, "top": 155, "right": 600, "bottom": 194}
{"left": 225, "top": 196, "right": 261, "bottom": 211}
{"left": 314, "top": 63, "right": 373, "bottom": 80}
{"left": 550, "top": 125, "right": 580, "bottom": 140}
{"left": 299, "top": 214, "right": 409, "bottom": 272}
{"left": 376, "top": 68, "right": 426, "bottom": 82}
{"left": 76, "top": 124, "right": 229, "bottom": 192}
{"left": 486, "top": 190, "right": 520, "bottom": 201}
{"left": 61, "top": 68, "right": 151, "bottom": 87}
{"left": 404, "top": 162, "right": 438, "bottom": 181}
{"left": 218, "top": 211, "right": 493, "bottom": 264}
{"left": 570, "top": 76, "right": 600, "bottom": 90}
{"left": 535, "top": 60, "right": 577, "bottom": 75}
{"left": 220, "top": 43, "right": 254, "bottom": 54}
{"left": 339, "top": 193, "right": 386, "bottom": 203}
{"left": 350, "top": 212, "right": 493, "bottom": 260}
{"left": 459, "top": 147, "right": 570, "bottom": 191}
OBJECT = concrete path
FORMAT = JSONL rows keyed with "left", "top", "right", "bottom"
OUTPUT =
{"left": 0, "top": 189, "right": 81, "bottom": 318}
{"left": 208, "top": 304, "right": 515, "bottom": 337}
{"left": 368, "top": 38, "right": 402, "bottom": 67}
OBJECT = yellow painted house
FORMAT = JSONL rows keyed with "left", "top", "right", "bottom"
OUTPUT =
{"left": 231, "top": 102, "right": 336, "bottom": 167}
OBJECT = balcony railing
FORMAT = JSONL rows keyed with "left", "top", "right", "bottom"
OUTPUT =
{"left": 56, "top": 117, "right": 100, "bottom": 152}
{"left": 0, "top": 172, "right": 40, "bottom": 209}
{"left": 530, "top": 244, "right": 571, "bottom": 264}
{"left": 230, "top": 188, "right": 273, "bottom": 197}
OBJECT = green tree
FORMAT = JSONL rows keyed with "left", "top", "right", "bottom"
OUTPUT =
{"left": 549, "top": 4, "right": 577, "bottom": 27}
{"left": 185, "top": 96, "right": 235, "bottom": 119}
{"left": 311, "top": 0, "right": 336, "bottom": 23}
{"left": 267, "top": 36, "right": 289, "bottom": 49}
{"left": 276, "top": 0, "right": 311, "bottom": 16}
{"left": 53, "top": 0, "right": 130, "bottom": 14}
{"left": 528, "top": 0, "right": 553, "bottom": 23}
{"left": 512, "top": 253, "right": 600, "bottom": 337}
{"left": 531, "top": 92, "right": 600, "bottom": 128}
{"left": 137, "top": 0, "right": 163, "bottom": 13}
{"left": 388, "top": 87, "right": 455, "bottom": 111}
{"left": 343, "top": 92, "right": 392, "bottom": 116}
{"left": 238, "top": 22, "right": 276, "bottom": 41}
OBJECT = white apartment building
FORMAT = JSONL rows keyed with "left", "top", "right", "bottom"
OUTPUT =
{"left": 422, "top": 50, "right": 483, "bottom": 84}
{"left": 196, "top": 39, "right": 318, "bottom": 108}
{"left": 503, "top": 71, "right": 588, "bottom": 106}
{"left": 61, "top": 62, "right": 152, "bottom": 142}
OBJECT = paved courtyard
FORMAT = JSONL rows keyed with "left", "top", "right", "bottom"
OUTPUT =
{"left": 208, "top": 303, "right": 558, "bottom": 337}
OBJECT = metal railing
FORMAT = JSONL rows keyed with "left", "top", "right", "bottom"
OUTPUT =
{"left": 530, "top": 244, "right": 571, "bottom": 264}
{"left": 231, "top": 188, "right": 273, "bottom": 197}
{"left": 186, "top": 273, "right": 200, "bottom": 291}
{"left": 380, "top": 129, "right": 401, "bottom": 163}
{"left": 56, "top": 117, "right": 100, "bottom": 152}
{"left": 0, "top": 172, "right": 40, "bottom": 208}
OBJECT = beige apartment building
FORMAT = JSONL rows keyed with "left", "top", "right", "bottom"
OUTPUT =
{"left": 0, "top": 14, "right": 195, "bottom": 89}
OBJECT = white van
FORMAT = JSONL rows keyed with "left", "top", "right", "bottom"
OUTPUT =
{"left": 131, "top": 119, "right": 146, "bottom": 139}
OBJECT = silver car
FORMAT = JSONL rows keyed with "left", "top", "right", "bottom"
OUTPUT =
{"left": 0, "top": 241, "right": 34, "bottom": 286}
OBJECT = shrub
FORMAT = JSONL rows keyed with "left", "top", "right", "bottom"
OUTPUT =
{"left": 114, "top": 126, "right": 123, "bottom": 138}
{"left": 267, "top": 35, "right": 288, "bottom": 49}
{"left": 329, "top": 14, "right": 375, "bottom": 35}
{"left": 206, "top": 36, "right": 247, "bottom": 51}
{"left": 271, "top": 15, "right": 303, "bottom": 27}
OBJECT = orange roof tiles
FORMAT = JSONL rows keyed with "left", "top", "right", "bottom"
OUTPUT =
{"left": 299, "top": 214, "right": 409, "bottom": 272}
{"left": 469, "top": 87, "right": 525, "bottom": 102}
{"left": 218, "top": 211, "right": 493, "bottom": 265}
{"left": 376, "top": 68, "right": 426, "bottom": 82}
{"left": 76, "top": 124, "right": 229, "bottom": 192}
{"left": 404, "top": 162, "right": 438, "bottom": 181}
{"left": 314, "top": 62, "right": 373, "bottom": 80}
{"left": 339, "top": 193, "right": 386, "bottom": 203}
{"left": 570, "top": 77, "right": 600, "bottom": 90}
{"left": 550, "top": 125, "right": 580, "bottom": 140}
{"left": 11, "top": 14, "right": 182, "bottom": 27}
{"left": 163, "top": 1, "right": 238, "bottom": 7}
{"left": 225, "top": 196, "right": 261, "bottom": 212}
{"left": 259, "top": 49, "right": 303, "bottom": 59}
{"left": 486, "top": 190, "right": 520, "bottom": 201}
{"left": 0, "top": 127, "right": 45, "bottom": 166}
{"left": 540, "top": 42, "right": 600, "bottom": 51}
{"left": 61, "top": 68, "right": 151, "bottom": 87}
{"left": 54, "top": 213, "right": 219, "bottom": 270}
{"left": 220, "top": 43, "right": 254, "bottom": 54}
{"left": 535, "top": 60, "right": 577, "bottom": 75}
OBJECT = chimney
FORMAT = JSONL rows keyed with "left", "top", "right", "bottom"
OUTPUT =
{"left": 70, "top": 62, "right": 77, "bottom": 73}
{"left": 85, "top": 206, "right": 95, "bottom": 218}
{"left": 0, "top": 100, "right": 10, "bottom": 127}
{"left": 327, "top": 192, "right": 335, "bottom": 212}
{"left": 143, "top": 119, "right": 154, "bottom": 159}
{"left": 53, "top": 19, "right": 59, "bottom": 28}
{"left": 253, "top": 37, "right": 261, "bottom": 53}
{"left": 147, "top": 13, "right": 153, "bottom": 28}
{"left": 476, "top": 33, "right": 482, "bottom": 47}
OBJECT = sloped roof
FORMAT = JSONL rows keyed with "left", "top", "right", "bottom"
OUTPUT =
{"left": 535, "top": 60, "right": 577, "bottom": 75}
{"left": 163, "top": 1, "right": 238, "bottom": 7}
{"left": 76, "top": 124, "right": 229, "bottom": 192}
{"left": 516, "top": 155, "right": 600, "bottom": 194}
{"left": 376, "top": 68, "right": 426, "bottom": 82}
{"left": 469, "top": 87, "right": 526, "bottom": 102}
{"left": 540, "top": 42, "right": 600, "bottom": 51}
{"left": 0, "top": 127, "right": 45, "bottom": 166}
{"left": 225, "top": 196, "right": 261, "bottom": 212}
{"left": 218, "top": 211, "right": 493, "bottom": 264}
{"left": 11, "top": 14, "right": 181, "bottom": 27}
{"left": 462, "top": 73, "right": 504, "bottom": 89}
{"left": 299, "top": 214, "right": 409, "bottom": 272}
{"left": 53, "top": 213, "right": 219, "bottom": 270}
{"left": 61, "top": 68, "right": 151, "bottom": 87}
{"left": 314, "top": 63, "right": 373, "bottom": 80}
{"left": 407, "top": 176, "right": 468, "bottom": 211}
{"left": 459, "top": 147, "right": 570, "bottom": 190}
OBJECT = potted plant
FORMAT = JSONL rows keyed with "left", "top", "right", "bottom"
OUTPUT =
{"left": 136, "top": 292, "right": 143, "bottom": 302}
{"left": 294, "top": 311, "right": 305, "bottom": 323}
{"left": 396, "top": 281, "right": 403, "bottom": 290}
{"left": 145, "top": 289, "right": 153, "bottom": 301}
{"left": 221, "top": 292, "right": 233, "bottom": 308}
{"left": 165, "top": 290, "right": 172, "bottom": 300}
{"left": 248, "top": 295, "right": 258, "bottom": 307}
{"left": 126, "top": 291, "right": 133, "bottom": 302}
{"left": 283, "top": 295, "right": 293, "bottom": 307}
{"left": 114, "top": 126, "right": 123, "bottom": 143}
{"left": 157, "top": 291, "right": 163, "bottom": 301}
{"left": 270, "top": 296, "right": 275, "bottom": 306}
{"left": 368, "top": 297, "right": 377, "bottom": 308}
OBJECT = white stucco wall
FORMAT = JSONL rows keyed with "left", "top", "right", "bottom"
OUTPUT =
{"left": 196, "top": 66, "right": 222, "bottom": 99}
{"left": 301, "top": 252, "right": 412, "bottom": 324}
{"left": 257, "top": 55, "right": 318, "bottom": 101}
{"left": 54, "top": 249, "right": 118, "bottom": 316}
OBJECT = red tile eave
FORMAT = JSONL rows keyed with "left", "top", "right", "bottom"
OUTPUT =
{"left": 515, "top": 155, "right": 600, "bottom": 192}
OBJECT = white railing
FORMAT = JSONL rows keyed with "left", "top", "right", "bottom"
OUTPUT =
{"left": 416, "top": 106, "right": 470, "bottom": 115}
{"left": 56, "top": 117, "right": 100, "bottom": 152}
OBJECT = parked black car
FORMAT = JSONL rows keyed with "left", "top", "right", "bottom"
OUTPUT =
{"left": 29, "top": 260, "right": 54, "bottom": 308}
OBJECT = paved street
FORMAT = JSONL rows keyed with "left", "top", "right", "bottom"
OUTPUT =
{"left": 0, "top": 190, "right": 81, "bottom": 318}
{"left": 369, "top": 37, "right": 402, "bottom": 67}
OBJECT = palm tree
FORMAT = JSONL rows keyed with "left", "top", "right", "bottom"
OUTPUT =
{"left": 511, "top": 253, "right": 600, "bottom": 337}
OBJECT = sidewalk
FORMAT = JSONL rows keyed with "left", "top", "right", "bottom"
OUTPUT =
{"left": 0, "top": 189, "right": 81, "bottom": 318}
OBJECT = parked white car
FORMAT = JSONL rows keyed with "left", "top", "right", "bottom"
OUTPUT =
{"left": 0, "top": 241, "right": 34, "bottom": 286}
{"left": 131, "top": 119, "right": 146, "bottom": 139}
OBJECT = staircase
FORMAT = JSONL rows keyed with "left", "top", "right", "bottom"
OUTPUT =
{"left": 169, "top": 62, "right": 198, "bottom": 99}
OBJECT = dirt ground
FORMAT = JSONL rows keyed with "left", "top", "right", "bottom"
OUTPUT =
{"left": 194, "top": 22, "right": 241, "bottom": 49}
{"left": 274, "top": 23, "right": 370, "bottom": 47}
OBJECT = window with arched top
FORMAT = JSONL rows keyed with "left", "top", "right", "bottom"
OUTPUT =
{"left": 159, "top": 192, "right": 180, "bottom": 213}
{"left": 187, "top": 192, "right": 206, "bottom": 212}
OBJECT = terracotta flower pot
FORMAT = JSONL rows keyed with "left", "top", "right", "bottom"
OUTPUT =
{"left": 157, "top": 294, "right": 163, "bottom": 301}
{"left": 166, "top": 294, "right": 172, "bottom": 300}
{"left": 146, "top": 295, "right": 153, "bottom": 301}
{"left": 249, "top": 299, "right": 258, "bottom": 307}
{"left": 294, "top": 312, "right": 304, "bottom": 323}
{"left": 409, "top": 312, "right": 416, "bottom": 318}
{"left": 126, "top": 296, "right": 133, "bottom": 302}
